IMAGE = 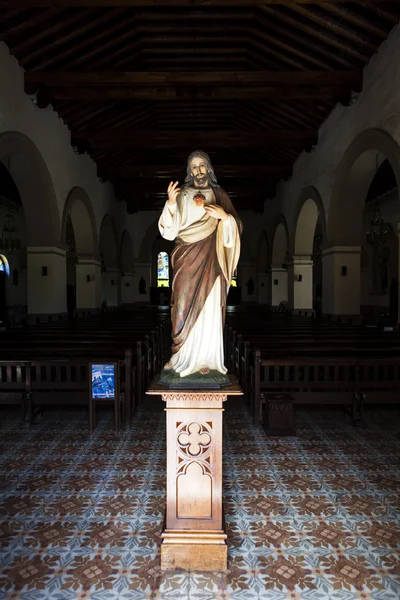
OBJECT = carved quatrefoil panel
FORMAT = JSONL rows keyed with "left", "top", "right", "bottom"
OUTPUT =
{"left": 177, "top": 422, "right": 212, "bottom": 457}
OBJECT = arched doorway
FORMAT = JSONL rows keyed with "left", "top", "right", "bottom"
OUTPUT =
{"left": 120, "top": 230, "right": 134, "bottom": 305}
{"left": 0, "top": 254, "right": 10, "bottom": 322}
{"left": 327, "top": 129, "right": 400, "bottom": 318}
{"left": 256, "top": 231, "right": 269, "bottom": 304}
{"left": 271, "top": 217, "right": 289, "bottom": 309}
{"left": 291, "top": 187, "right": 326, "bottom": 315}
{"left": 361, "top": 158, "right": 398, "bottom": 323}
{"left": 0, "top": 132, "right": 62, "bottom": 318}
{"left": 62, "top": 187, "right": 99, "bottom": 314}
{"left": 0, "top": 160, "right": 26, "bottom": 323}
{"left": 99, "top": 214, "right": 120, "bottom": 308}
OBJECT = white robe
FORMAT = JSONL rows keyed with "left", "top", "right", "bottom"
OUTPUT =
{"left": 159, "top": 188, "right": 239, "bottom": 377}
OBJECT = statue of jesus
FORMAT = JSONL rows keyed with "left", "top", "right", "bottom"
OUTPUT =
{"left": 158, "top": 150, "right": 242, "bottom": 379}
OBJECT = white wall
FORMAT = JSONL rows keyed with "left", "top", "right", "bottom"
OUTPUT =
{"left": 266, "top": 24, "right": 400, "bottom": 247}
{"left": 0, "top": 42, "right": 131, "bottom": 264}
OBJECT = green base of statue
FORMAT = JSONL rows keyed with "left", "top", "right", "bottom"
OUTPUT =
{"left": 158, "top": 368, "right": 231, "bottom": 389}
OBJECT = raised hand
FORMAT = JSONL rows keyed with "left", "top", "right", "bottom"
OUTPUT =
{"left": 204, "top": 204, "right": 228, "bottom": 221}
{"left": 167, "top": 181, "right": 181, "bottom": 206}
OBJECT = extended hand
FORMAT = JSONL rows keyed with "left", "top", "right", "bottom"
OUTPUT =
{"left": 204, "top": 204, "right": 228, "bottom": 221}
{"left": 167, "top": 181, "right": 180, "bottom": 205}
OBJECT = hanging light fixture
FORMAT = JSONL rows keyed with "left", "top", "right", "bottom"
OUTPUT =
{"left": 0, "top": 210, "right": 21, "bottom": 252}
{"left": 366, "top": 207, "right": 390, "bottom": 248}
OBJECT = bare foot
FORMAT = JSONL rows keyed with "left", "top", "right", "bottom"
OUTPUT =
{"left": 199, "top": 366, "right": 210, "bottom": 375}
{"left": 164, "top": 360, "right": 174, "bottom": 371}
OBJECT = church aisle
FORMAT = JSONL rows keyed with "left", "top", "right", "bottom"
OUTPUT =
{"left": 0, "top": 400, "right": 399, "bottom": 599}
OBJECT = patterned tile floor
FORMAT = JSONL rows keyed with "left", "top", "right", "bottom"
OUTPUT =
{"left": 0, "top": 399, "right": 399, "bottom": 600}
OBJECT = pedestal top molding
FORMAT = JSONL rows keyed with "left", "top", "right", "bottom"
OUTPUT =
{"left": 147, "top": 375, "right": 242, "bottom": 398}
{"left": 147, "top": 376, "right": 242, "bottom": 408}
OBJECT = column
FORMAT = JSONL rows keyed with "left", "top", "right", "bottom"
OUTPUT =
{"left": 147, "top": 378, "right": 242, "bottom": 571}
{"left": 76, "top": 257, "right": 101, "bottom": 314}
{"left": 121, "top": 272, "right": 134, "bottom": 305}
{"left": 257, "top": 272, "right": 269, "bottom": 304}
{"left": 27, "top": 245, "right": 67, "bottom": 319}
{"left": 288, "top": 256, "right": 314, "bottom": 314}
{"left": 101, "top": 268, "right": 120, "bottom": 307}
{"left": 322, "top": 246, "right": 361, "bottom": 318}
{"left": 270, "top": 267, "right": 288, "bottom": 308}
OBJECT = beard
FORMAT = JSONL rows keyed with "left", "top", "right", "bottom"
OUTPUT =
{"left": 193, "top": 173, "right": 209, "bottom": 187}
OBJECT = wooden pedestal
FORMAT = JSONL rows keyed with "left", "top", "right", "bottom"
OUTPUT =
{"left": 147, "top": 376, "right": 242, "bottom": 571}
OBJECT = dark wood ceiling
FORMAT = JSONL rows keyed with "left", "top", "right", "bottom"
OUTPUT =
{"left": 1, "top": 1, "right": 399, "bottom": 212}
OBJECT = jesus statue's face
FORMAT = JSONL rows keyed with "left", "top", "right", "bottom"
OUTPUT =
{"left": 190, "top": 157, "right": 209, "bottom": 188}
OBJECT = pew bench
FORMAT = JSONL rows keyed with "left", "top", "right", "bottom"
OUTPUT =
{"left": 0, "top": 353, "right": 136, "bottom": 431}
{"left": 252, "top": 357, "right": 400, "bottom": 429}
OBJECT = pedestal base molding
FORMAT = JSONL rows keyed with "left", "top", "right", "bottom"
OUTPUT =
{"left": 161, "top": 530, "right": 227, "bottom": 571}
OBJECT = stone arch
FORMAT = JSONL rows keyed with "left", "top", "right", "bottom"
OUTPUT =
{"left": 61, "top": 187, "right": 98, "bottom": 259}
{"left": 271, "top": 215, "right": 289, "bottom": 267}
{"left": 292, "top": 187, "right": 327, "bottom": 256}
{"left": 328, "top": 129, "right": 400, "bottom": 246}
{"left": 99, "top": 214, "right": 119, "bottom": 269}
{"left": 120, "top": 230, "right": 134, "bottom": 274}
{"left": 0, "top": 131, "right": 60, "bottom": 246}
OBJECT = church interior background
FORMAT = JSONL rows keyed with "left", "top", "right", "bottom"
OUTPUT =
{"left": 0, "top": 2, "right": 400, "bottom": 599}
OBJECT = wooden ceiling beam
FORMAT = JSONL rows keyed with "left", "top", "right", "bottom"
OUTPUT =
{"left": 0, "top": 1, "right": 368, "bottom": 7}
{"left": 25, "top": 70, "right": 362, "bottom": 87}
{"left": 259, "top": 5, "right": 363, "bottom": 67}
{"left": 72, "top": 129, "right": 317, "bottom": 148}
{"left": 101, "top": 164, "right": 292, "bottom": 178}
{"left": 285, "top": 4, "right": 373, "bottom": 59}
{"left": 38, "top": 84, "right": 357, "bottom": 102}
{"left": 321, "top": 3, "right": 389, "bottom": 38}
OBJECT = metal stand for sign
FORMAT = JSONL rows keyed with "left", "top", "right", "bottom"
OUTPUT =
{"left": 89, "top": 362, "right": 120, "bottom": 431}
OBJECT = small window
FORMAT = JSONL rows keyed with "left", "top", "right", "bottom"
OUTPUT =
{"left": 157, "top": 251, "right": 170, "bottom": 288}
{"left": 0, "top": 254, "right": 10, "bottom": 276}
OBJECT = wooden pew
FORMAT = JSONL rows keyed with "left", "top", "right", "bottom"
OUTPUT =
{"left": 251, "top": 356, "right": 400, "bottom": 428}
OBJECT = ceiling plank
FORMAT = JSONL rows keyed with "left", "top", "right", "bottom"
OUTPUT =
{"left": 0, "top": 7, "right": 60, "bottom": 39}
{"left": 41, "top": 84, "right": 358, "bottom": 101}
{"left": 0, "top": 1, "right": 371, "bottom": 7}
{"left": 72, "top": 129, "right": 317, "bottom": 148}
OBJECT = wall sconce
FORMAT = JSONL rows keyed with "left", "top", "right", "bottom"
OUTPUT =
{"left": 273, "top": 279, "right": 279, "bottom": 285}
{"left": 42, "top": 266, "right": 48, "bottom": 276}
{"left": 111, "top": 279, "right": 115, "bottom": 286}
{"left": 86, "top": 274, "right": 95, "bottom": 282}
{"left": 125, "top": 282, "right": 130, "bottom": 288}
{"left": 297, "top": 274, "right": 303, "bottom": 282}
{"left": 341, "top": 266, "right": 347, "bottom": 276}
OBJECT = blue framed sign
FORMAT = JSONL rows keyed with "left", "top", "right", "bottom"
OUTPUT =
{"left": 90, "top": 363, "right": 117, "bottom": 400}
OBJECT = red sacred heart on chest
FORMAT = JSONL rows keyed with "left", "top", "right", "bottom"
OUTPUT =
{"left": 193, "top": 191, "right": 206, "bottom": 207}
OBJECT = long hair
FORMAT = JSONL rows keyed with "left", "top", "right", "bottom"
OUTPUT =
{"left": 184, "top": 150, "right": 218, "bottom": 186}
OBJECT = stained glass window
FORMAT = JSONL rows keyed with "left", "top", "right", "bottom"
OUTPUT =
{"left": 157, "top": 251, "right": 169, "bottom": 287}
{"left": 231, "top": 267, "right": 238, "bottom": 287}
{"left": 0, "top": 254, "right": 10, "bottom": 276}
